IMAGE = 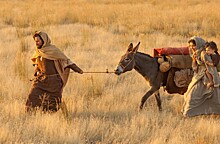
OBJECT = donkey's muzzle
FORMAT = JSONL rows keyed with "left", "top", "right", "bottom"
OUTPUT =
{"left": 114, "top": 65, "right": 123, "bottom": 75}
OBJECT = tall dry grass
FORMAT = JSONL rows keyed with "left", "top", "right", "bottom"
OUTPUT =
{"left": 0, "top": 0, "right": 220, "bottom": 143}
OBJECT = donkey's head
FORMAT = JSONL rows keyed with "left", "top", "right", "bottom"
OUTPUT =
{"left": 114, "top": 42, "right": 140, "bottom": 75}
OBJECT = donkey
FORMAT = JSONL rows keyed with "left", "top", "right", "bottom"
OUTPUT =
{"left": 114, "top": 42, "right": 189, "bottom": 111}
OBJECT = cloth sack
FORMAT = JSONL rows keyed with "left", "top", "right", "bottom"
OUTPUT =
{"left": 174, "top": 69, "right": 193, "bottom": 87}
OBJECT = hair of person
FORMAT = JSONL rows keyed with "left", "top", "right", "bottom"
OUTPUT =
{"left": 33, "top": 33, "right": 44, "bottom": 46}
{"left": 205, "top": 41, "right": 218, "bottom": 52}
{"left": 188, "top": 39, "right": 196, "bottom": 45}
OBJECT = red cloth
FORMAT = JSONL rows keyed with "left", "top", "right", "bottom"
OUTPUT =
{"left": 154, "top": 47, "right": 189, "bottom": 57}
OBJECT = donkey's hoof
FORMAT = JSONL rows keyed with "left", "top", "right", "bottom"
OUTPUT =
{"left": 139, "top": 105, "right": 143, "bottom": 110}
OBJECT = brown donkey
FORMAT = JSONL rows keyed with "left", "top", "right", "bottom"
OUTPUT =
{"left": 114, "top": 42, "right": 189, "bottom": 111}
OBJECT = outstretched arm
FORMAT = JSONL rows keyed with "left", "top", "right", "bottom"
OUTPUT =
{"left": 67, "top": 63, "right": 83, "bottom": 74}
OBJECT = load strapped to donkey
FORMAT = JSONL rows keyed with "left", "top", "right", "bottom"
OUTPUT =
{"left": 153, "top": 47, "right": 193, "bottom": 95}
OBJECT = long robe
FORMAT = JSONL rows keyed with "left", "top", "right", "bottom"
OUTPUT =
{"left": 26, "top": 57, "right": 63, "bottom": 112}
{"left": 182, "top": 37, "right": 220, "bottom": 117}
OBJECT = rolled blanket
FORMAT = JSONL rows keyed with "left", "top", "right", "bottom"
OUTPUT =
{"left": 167, "top": 55, "right": 192, "bottom": 69}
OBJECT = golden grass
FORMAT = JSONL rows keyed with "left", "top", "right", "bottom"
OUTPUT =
{"left": 0, "top": 0, "right": 220, "bottom": 143}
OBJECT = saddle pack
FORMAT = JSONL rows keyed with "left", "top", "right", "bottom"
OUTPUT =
{"left": 154, "top": 47, "right": 193, "bottom": 94}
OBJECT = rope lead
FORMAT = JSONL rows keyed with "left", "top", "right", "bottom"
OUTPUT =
{"left": 30, "top": 69, "right": 114, "bottom": 81}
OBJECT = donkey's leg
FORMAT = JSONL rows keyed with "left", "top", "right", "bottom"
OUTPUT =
{"left": 140, "top": 87, "right": 159, "bottom": 110}
{"left": 154, "top": 90, "right": 162, "bottom": 111}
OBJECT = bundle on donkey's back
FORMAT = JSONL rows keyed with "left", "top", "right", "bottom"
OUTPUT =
{"left": 154, "top": 47, "right": 193, "bottom": 94}
{"left": 114, "top": 42, "right": 194, "bottom": 111}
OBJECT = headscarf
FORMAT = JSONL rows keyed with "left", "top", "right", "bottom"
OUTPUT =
{"left": 31, "top": 31, "right": 73, "bottom": 88}
{"left": 31, "top": 31, "right": 69, "bottom": 61}
{"left": 188, "top": 36, "right": 206, "bottom": 71}
{"left": 188, "top": 36, "right": 206, "bottom": 59}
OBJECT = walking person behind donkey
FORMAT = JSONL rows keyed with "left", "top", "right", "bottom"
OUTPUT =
{"left": 182, "top": 36, "right": 220, "bottom": 117}
{"left": 26, "top": 31, "right": 83, "bottom": 112}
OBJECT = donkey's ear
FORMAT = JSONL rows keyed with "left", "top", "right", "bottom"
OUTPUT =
{"left": 127, "top": 43, "right": 133, "bottom": 52}
{"left": 132, "top": 42, "right": 140, "bottom": 53}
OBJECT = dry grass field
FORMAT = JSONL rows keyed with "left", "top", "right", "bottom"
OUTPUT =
{"left": 1, "top": 0, "right": 220, "bottom": 143}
